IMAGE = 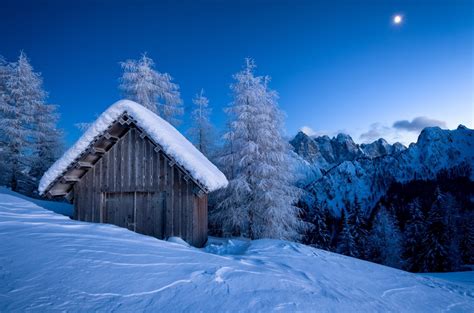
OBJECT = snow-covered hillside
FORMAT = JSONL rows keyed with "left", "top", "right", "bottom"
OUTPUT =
{"left": 0, "top": 190, "right": 472, "bottom": 312}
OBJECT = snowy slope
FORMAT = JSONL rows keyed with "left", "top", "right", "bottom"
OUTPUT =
{"left": 1, "top": 190, "right": 473, "bottom": 312}
{"left": 0, "top": 187, "right": 73, "bottom": 216}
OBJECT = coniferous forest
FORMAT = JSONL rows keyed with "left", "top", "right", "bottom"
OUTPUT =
{"left": 301, "top": 164, "right": 473, "bottom": 273}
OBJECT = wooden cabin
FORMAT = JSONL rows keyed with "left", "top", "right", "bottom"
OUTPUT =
{"left": 39, "top": 100, "right": 228, "bottom": 247}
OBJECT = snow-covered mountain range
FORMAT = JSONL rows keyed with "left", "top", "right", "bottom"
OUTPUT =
{"left": 291, "top": 125, "right": 474, "bottom": 216}
{"left": 290, "top": 131, "right": 406, "bottom": 171}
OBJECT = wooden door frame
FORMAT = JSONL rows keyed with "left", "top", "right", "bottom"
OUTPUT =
{"left": 100, "top": 191, "right": 165, "bottom": 236}
{"left": 101, "top": 191, "right": 135, "bottom": 230}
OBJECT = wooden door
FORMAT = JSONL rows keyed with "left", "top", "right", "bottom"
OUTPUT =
{"left": 135, "top": 192, "right": 166, "bottom": 238}
{"left": 104, "top": 192, "right": 135, "bottom": 231}
{"left": 103, "top": 191, "right": 165, "bottom": 237}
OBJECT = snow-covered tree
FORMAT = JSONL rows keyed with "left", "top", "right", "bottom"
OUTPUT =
{"left": 74, "top": 122, "right": 91, "bottom": 133}
{"left": 0, "top": 52, "right": 62, "bottom": 194}
{"left": 460, "top": 211, "right": 474, "bottom": 264}
{"left": 348, "top": 197, "right": 368, "bottom": 258}
{"left": 440, "top": 191, "right": 462, "bottom": 270}
{"left": 0, "top": 55, "right": 8, "bottom": 93}
{"left": 119, "top": 53, "right": 183, "bottom": 125}
{"left": 211, "top": 60, "right": 263, "bottom": 236}
{"left": 309, "top": 201, "right": 331, "bottom": 249}
{"left": 0, "top": 55, "right": 11, "bottom": 185}
{"left": 209, "top": 122, "right": 242, "bottom": 236}
{"left": 403, "top": 199, "right": 426, "bottom": 272}
{"left": 188, "top": 89, "right": 215, "bottom": 158}
{"left": 419, "top": 189, "right": 460, "bottom": 272}
{"left": 212, "top": 58, "right": 305, "bottom": 240}
{"left": 367, "top": 208, "right": 403, "bottom": 268}
{"left": 336, "top": 198, "right": 368, "bottom": 258}
{"left": 29, "top": 103, "right": 63, "bottom": 190}
{"left": 337, "top": 210, "right": 357, "bottom": 257}
{"left": 0, "top": 52, "right": 39, "bottom": 192}
{"left": 120, "top": 54, "right": 159, "bottom": 113}
{"left": 157, "top": 70, "right": 184, "bottom": 126}
{"left": 420, "top": 203, "right": 450, "bottom": 271}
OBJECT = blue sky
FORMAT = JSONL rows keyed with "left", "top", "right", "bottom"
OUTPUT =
{"left": 1, "top": 0, "right": 472, "bottom": 146}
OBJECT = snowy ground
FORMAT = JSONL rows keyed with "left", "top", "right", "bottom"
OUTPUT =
{"left": 0, "top": 189, "right": 473, "bottom": 312}
{"left": 0, "top": 187, "right": 73, "bottom": 217}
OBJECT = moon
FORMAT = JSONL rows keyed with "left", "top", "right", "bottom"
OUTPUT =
{"left": 393, "top": 15, "right": 403, "bottom": 25}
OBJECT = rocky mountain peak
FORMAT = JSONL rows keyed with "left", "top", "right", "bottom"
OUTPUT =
{"left": 302, "top": 126, "right": 473, "bottom": 217}
{"left": 290, "top": 129, "right": 406, "bottom": 170}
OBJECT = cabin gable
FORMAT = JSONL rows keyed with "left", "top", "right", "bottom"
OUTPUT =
{"left": 45, "top": 113, "right": 208, "bottom": 199}
{"left": 49, "top": 114, "right": 208, "bottom": 247}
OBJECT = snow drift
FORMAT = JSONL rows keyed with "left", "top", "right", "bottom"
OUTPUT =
{"left": 0, "top": 189, "right": 472, "bottom": 312}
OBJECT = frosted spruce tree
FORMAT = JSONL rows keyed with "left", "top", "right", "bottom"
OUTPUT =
{"left": 188, "top": 89, "right": 215, "bottom": 158}
{"left": 337, "top": 198, "right": 367, "bottom": 258}
{"left": 212, "top": 59, "right": 305, "bottom": 240}
{"left": 0, "top": 55, "right": 8, "bottom": 93}
{"left": 119, "top": 53, "right": 183, "bottom": 125}
{"left": 74, "top": 122, "right": 91, "bottom": 132}
{"left": 120, "top": 54, "right": 160, "bottom": 113}
{"left": 460, "top": 211, "right": 474, "bottom": 264}
{"left": 309, "top": 201, "right": 331, "bottom": 249}
{"left": 0, "top": 52, "right": 51, "bottom": 192}
{"left": 403, "top": 199, "right": 426, "bottom": 272}
{"left": 0, "top": 56, "right": 11, "bottom": 185}
{"left": 367, "top": 208, "right": 402, "bottom": 268}
{"left": 420, "top": 189, "right": 460, "bottom": 272}
{"left": 30, "top": 102, "right": 63, "bottom": 190}
{"left": 348, "top": 198, "right": 368, "bottom": 258}
{"left": 0, "top": 53, "right": 62, "bottom": 194}
{"left": 337, "top": 210, "right": 357, "bottom": 257}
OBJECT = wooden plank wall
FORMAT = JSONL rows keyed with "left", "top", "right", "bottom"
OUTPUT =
{"left": 73, "top": 126, "right": 208, "bottom": 247}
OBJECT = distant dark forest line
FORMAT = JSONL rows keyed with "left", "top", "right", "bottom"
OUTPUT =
{"left": 303, "top": 164, "right": 474, "bottom": 273}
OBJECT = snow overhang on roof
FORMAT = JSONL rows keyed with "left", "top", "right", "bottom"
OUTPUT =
{"left": 39, "top": 100, "right": 228, "bottom": 196}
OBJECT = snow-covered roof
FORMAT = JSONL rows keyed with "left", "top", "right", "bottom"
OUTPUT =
{"left": 39, "top": 100, "right": 228, "bottom": 195}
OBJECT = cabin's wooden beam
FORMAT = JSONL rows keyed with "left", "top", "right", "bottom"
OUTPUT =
{"left": 61, "top": 175, "right": 81, "bottom": 184}
{"left": 65, "top": 190, "right": 74, "bottom": 202}
{"left": 118, "top": 115, "right": 132, "bottom": 125}
{"left": 48, "top": 189, "right": 67, "bottom": 197}
{"left": 75, "top": 161, "right": 93, "bottom": 169}
{"left": 104, "top": 132, "right": 119, "bottom": 142}
{"left": 91, "top": 147, "right": 106, "bottom": 155}
{"left": 192, "top": 186, "right": 206, "bottom": 198}
{"left": 197, "top": 189, "right": 206, "bottom": 198}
